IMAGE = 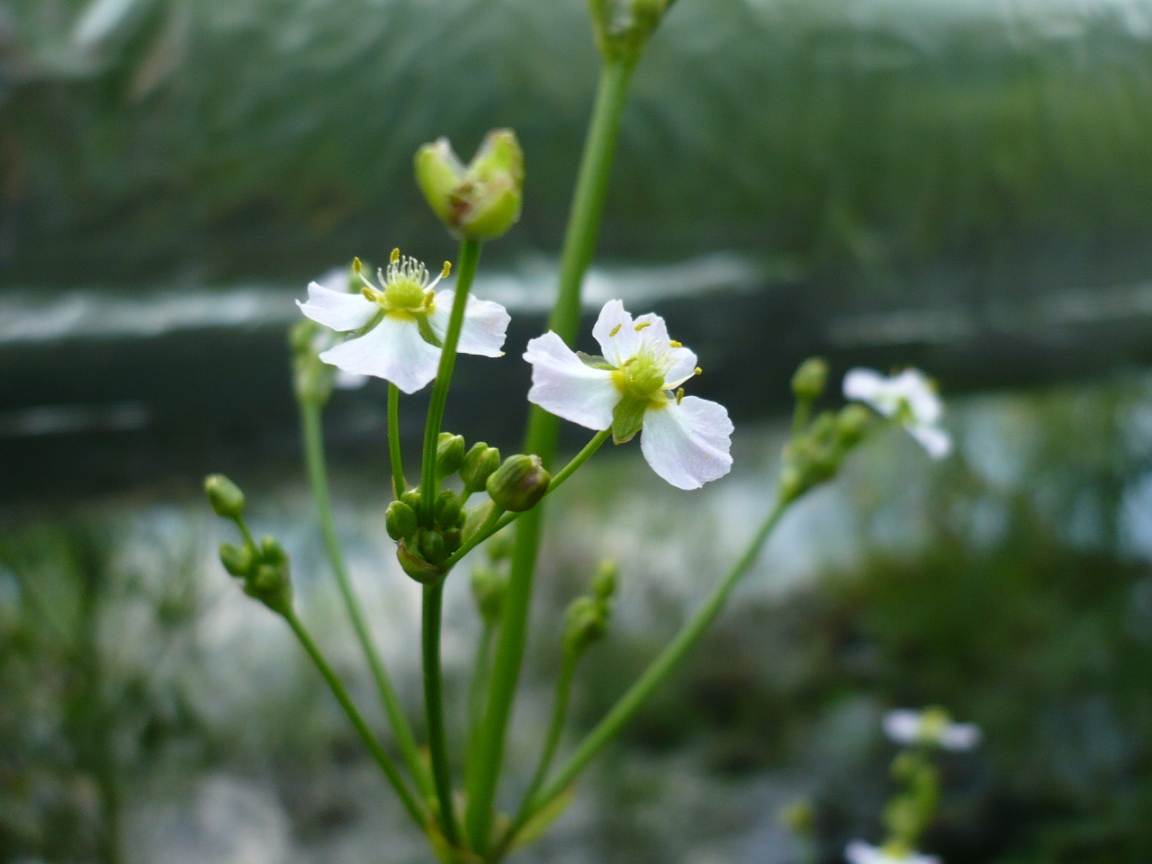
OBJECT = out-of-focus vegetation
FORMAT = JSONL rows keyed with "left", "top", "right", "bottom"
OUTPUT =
{"left": 4, "top": 0, "right": 1152, "bottom": 297}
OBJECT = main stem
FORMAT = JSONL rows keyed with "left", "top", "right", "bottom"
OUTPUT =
{"left": 421, "top": 239, "right": 483, "bottom": 523}
{"left": 423, "top": 581, "right": 460, "bottom": 846}
{"left": 299, "top": 398, "right": 433, "bottom": 799}
{"left": 511, "top": 500, "right": 790, "bottom": 837}
{"left": 464, "top": 58, "right": 635, "bottom": 853}
{"left": 284, "top": 609, "right": 426, "bottom": 831}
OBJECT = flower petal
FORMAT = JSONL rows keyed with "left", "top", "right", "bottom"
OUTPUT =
{"left": 639, "top": 396, "right": 733, "bottom": 490}
{"left": 882, "top": 710, "right": 923, "bottom": 746}
{"left": 908, "top": 423, "right": 952, "bottom": 460}
{"left": 843, "top": 368, "right": 895, "bottom": 415}
{"left": 663, "top": 345, "right": 699, "bottom": 388}
{"left": 939, "top": 722, "right": 982, "bottom": 751}
{"left": 427, "top": 291, "right": 511, "bottom": 357}
{"left": 892, "top": 368, "right": 943, "bottom": 424}
{"left": 591, "top": 300, "right": 639, "bottom": 367}
{"left": 297, "top": 281, "right": 378, "bottom": 332}
{"left": 320, "top": 314, "right": 441, "bottom": 394}
{"left": 524, "top": 331, "right": 619, "bottom": 430}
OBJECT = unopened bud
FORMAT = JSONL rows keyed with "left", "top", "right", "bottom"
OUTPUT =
{"left": 589, "top": 0, "right": 671, "bottom": 63}
{"left": 460, "top": 442, "right": 501, "bottom": 492}
{"left": 591, "top": 560, "right": 618, "bottom": 600}
{"left": 204, "top": 474, "right": 245, "bottom": 520}
{"left": 417, "top": 529, "right": 447, "bottom": 566}
{"left": 487, "top": 454, "right": 550, "bottom": 512}
{"left": 260, "top": 535, "right": 288, "bottom": 566}
{"left": 245, "top": 561, "right": 293, "bottom": 615}
{"left": 563, "top": 596, "right": 609, "bottom": 656}
{"left": 435, "top": 490, "right": 463, "bottom": 530}
{"left": 471, "top": 565, "right": 507, "bottom": 625}
{"left": 386, "top": 500, "right": 419, "bottom": 541}
{"left": 396, "top": 538, "right": 446, "bottom": 584}
{"left": 791, "top": 357, "right": 829, "bottom": 401}
{"left": 218, "top": 542, "right": 253, "bottom": 578}
{"left": 436, "top": 432, "right": 467, "bottom": 476}
{"left": 400, "top": 488, "right": 422, "bottom": 517}
{"left": 414, "top": 130, "right": 524, "bottom": 241}
{"left": 835, "top": 403, "right": 872, "bottom": 448}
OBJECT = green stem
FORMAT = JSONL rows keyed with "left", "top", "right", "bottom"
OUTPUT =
{"left": 421, "top": 239, "right": 483, "bottom": 524}
{"left": 298, "top": 398, "right": 434, "bottom": 800}
{"left": 389, "top": 383, "right": 406, "bottom": 499}
{"left": 422, "top": 581, "right": 461, "bottom": 846}
{"left": 513, "top": 653, "right": 578, "bottom": 829}
{"left": 443, "top": 430, "right": 611, "bottom": 571}
{"left": 508, "top": 498, "right": 790, "bottom": 843}
{"left": 465, "top": 57, "right": 636, "bottom": 853}
{"left": 284, "top": 608, "right": 426, "bottom": 831}
{"left": 465, "top": 621, "right": 497, "bottom": 789}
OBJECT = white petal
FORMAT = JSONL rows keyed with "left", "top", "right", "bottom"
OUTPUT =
{"left": 882, "top": 710, "right": 923, "bottom": 745}
{"left": 908, "top": 423, "right": 952, "bottom": 460}
{"left": 891, "top": 368, "right": 943, "bottom": 424}
{"left": 591, "top": 300, "right": 639, "bottom": 366}
{"left": 427, "top": 291, "right": 511, "bottom": 357}
{"left": 320, "top": 314, "right": 441, "bottom": 394}
{"left": 845, "top": 842, "right": 883, "bottom": 864}
{"left": 334, "top": 370, "right": 369, "bottom": 390}
{"left": 524, "top": 332, "right": 619, "bottom": 430}
{"left": 664, "top": 345, "right": 699, "bottom": 388}
{"left": 843, "top": 368, "right": 896, "bottom": 415}
{"left": 639, "top": 396, "right": 733, "bottom": 490}
{"left": 297, "top": 281, "right": 378, "bottom": 332}
{"left": 940, "top": 723, "right": 982, "bottom": 751}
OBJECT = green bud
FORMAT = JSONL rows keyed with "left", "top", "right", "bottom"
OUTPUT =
{"left": 487, "top": 454, "right": 550, "bottom": 512}
{"left": 563, "top": 595, "right": 609, "bottom": 656}
{"left": 204, "top": 474, "right": 245, "bottom": 520}
{"left": 486, "top": 529, "right": 514, "bottom": 563}
{"left": 386, "top": 500, "right": 419, "bottom": 541}
{"left": 417, "top": 529, "right": 447, "bottom": 566}
{"left": 442, "top": 527, "right": 462, "bottom": 554}
{"left": 396, "top": 538, "right": 446, "bottom": 584}
{"left": 245, "top": 561, "right": 293, "bottom": 615}
{"left": 460, "top": 442, "right": 501, "bottom": 493}
{"left": 218, "top": 542, "right": 254, "bottom": 578}
{"left": 591, "top": 560, "right": 618, "bottom": 600}
{"left": 791, "top": 357, "right": 829, "bottom": 401}
{"left": 471, "top": 565, "right": 507, "bottom": 625}
{"left": 260, "top": 535, "right": 288, "bottom": 566}
{"left": 835, "top": 403, "right": 872, "bottom": 449}
{"left": 400, "top": 488, "right": 422, "bottom": 518}
{"left": 434, "top": 490, "right": 463, "bottom": 530}
{"left": 588, "top": 0, "right": 671, "bottom": 63}
{"left": 436, "top": 432, "right": 467, "bottom": 476}
{"left": 414, "top": 130, "right": 524, "bottom": 241}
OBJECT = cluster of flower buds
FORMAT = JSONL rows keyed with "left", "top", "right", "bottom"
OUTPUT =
{"left": 205, "top": 474, "right": 294, "bottom": 615}
{"left": 415, "top": 129, "right": 524, "bottom": 241}
{"left": 778, "top": 358, "right": 873, "bottom": 504}
{"left": 562, "top": 560, "right": 618, "bottom": 658}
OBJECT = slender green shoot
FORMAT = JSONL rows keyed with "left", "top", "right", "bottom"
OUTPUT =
{"left": 422, "top": 581, "right": 461, "bottom": 846}
{"left": 389, "top": 383, "right": 406, "bottom": 499}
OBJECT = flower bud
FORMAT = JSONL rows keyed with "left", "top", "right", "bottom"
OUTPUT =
{"left": 834, "top": 403, "right": 872, "bottom": 449}
{"left": 397, "top": 538, "right": 446, "bottom": 584}
{"left": 400, "top": 487, "right": 422, "bottom": 517}
{"left": 460, "top": 442, "right": 501, "bottom": 493}
{"left": 563, "top": 595, "right": 609, "bottom": 656}
{"left": 204, "top": 474, "right": 245, "bottom": 520}
{"left": 591, "top": 559, "right": 618, "bottom": 600}
{"left": 436, "top": 432, "right": 467, "bottom": 476}
{"left": 218, "top": 542, "right": 253, "bottom": 578}
{"left": 435, "top": 490, "right": 463, "bottom": 530}
{"left": 791, "top": 357, "right": 829, "bottom": 401}
{"left": 589, "top": 0, "right": 671, "bottom": 63}
{"left": 417, "top": 529, "right": 447, "bottom": 566}
{"left": 486, "top": 454, "right": 550, "bottom": 512}
{"left": 471, "top": 565, "right": 507, "bottom": 625}
{"left": 260, "top": 535, "right": 288, "bottom": 566}
{"left": 386, "top": 500, "right": 419, "bottom": 541}
{"left": 414, "top": 130, "right": 524, "bottom": 241}
{"left": 245, "top": 561, "right": 294, "bottom": 615}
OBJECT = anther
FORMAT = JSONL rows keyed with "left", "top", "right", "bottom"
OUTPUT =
{"left": 391, "top": 248, "right": 401, "bottom": 264}
{"left": 353, "top": 257, "right": 363, "bottom": 274}
{"left": 676, "top": 387, "right": 685, "bottom": 404}
{"left": 609, "top": 324, "right": 622, "bottom": 337}
{"left": 694, "top": 367, "right": 702, "bottom": 376}
{"left": 669, "top": 340, "right": 682, "bottom": 348}
{"left": 634, "top": 321, "right": 651, "bottom": 332}
{"left": 441, "top": 261, "right": 452, "bottom": 278}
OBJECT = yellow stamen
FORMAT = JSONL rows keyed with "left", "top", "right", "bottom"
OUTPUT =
{"left": 352, "top": 257, "right": 363, "bottom": 274}
{"left": 634, "top": 321, "right": 651, "bottom": 332}
{"left": 361, "top": 286, "right": 376, "bottom": 301}
{"left": 694, "top": 367, "right": 702, "bottom": 376}
{"left": 390, "top": 248, "right": 401, "bottom": 264}
{"left": 441, "top": 261, "right": 452, "bottom": 278}
{"left": 424, "top": 292, "right": 435, "bottom": 307}
{"left": 669, "top": 340, "right": 682, "bottom": 348}
{"left": 676, "top": 387, "right": 685, "bottom": 404}
{"left": 609, "top": 324, "right": 622, "bottom": 337}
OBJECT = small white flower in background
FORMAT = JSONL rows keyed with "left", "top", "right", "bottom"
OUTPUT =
{"left": 524, "top": 299, "right": 733, "bottom": 490}
{"left": 883, "top": 707, "right": 982, "bottom": 751}
{"left": 308, "top": 268, "right": 369, "bottom": 390}
{"left": 297, "top": 250, "right": 510, "bottom": 394}
{"left": 842, "top": 368, "right": 951, "bottom": 459}
{"left": 845, "top": 840, "right": 941, "bottom": 864}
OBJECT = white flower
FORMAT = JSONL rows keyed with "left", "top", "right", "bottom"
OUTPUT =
{"left": 297, "top": 251, "right": 510, "bottom": 394}
{"left": 883, "top": 708, "right": 982, "bottom": 752}
{"left": 842, "top": 368, "right": 952, "bottom": 459}
{"left": 845, "top": 840, "right": 940, "bottom": 864}
{"left": 524, "top": 300, "right": 733, "bottom": 490}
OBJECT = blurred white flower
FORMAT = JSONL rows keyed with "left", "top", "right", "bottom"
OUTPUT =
{"left": 298, "top": 251, "right": 510, "bottom": 394}
{"left": 524, "top": 299, "right": 732, "bottom": 490}
{"left": 842, "top": 367, "right": 951, "bottom": 459}
{"left": 883, "top": 707, "right": 982, "bottom": 751}
{"left": 845, "top": 840, "right": 940, "bottom": 864}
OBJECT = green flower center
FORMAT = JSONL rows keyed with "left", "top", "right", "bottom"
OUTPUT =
{"left": 612, "top": 352, "right": 668, "bottom": 401}
{"left": 382, "top": 278, "right": 428, "bottom": 313}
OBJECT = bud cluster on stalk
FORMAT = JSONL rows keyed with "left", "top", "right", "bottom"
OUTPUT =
{"left": 562, "top": 560, "right": 618, "bottom": 658}
{"left": 205, "top": 474, "right": 294, "bottom": 615}
{"left": 778, "top": 358, "right": 874, "bottom": 504}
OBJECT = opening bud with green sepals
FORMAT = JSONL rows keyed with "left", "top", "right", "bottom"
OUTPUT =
{"left": 486, "top": 454, "right": 550, "bottom": 512}
{"left": 588, "top": 0, "right": 672, "bottom": 64}
{"left": 471, "top": 565, "right": 508, "bottom": 626}
{"left": 414, "top": 129, "right": 524, "bottom": 241}
{"left": 386, "top": 500, "right": 419, "bottom": 541}
{"left": 460, "top": 442, "right": 501, "bottom": 492}
{"left": 219, "top": 542, "right": 254, "bottom": 579}
{"left": 204, "top": 474, "right": 245, "bottom": 520}
{"left": 436, "top": 432, "right": 467, "bottom": 476}
{"left": 791, "top": 357, "right": 829, "bottom": 401}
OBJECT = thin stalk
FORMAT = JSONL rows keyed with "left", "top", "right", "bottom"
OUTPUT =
{"left": 464, "top": 621, "right": 497, "bottom": 789}
{"left": 389, "top": 383, "right": 406, "bottom": 499}
{"left": 420, "top": 239, "right": 483, "bottom": 524}
{"left": 284, "top": 609, "right": 426, "bottom": 831}
{"left": 513, "top": 654, "right": 578, "bottom": 828}
{"left": 443, "top": 430, "right": 611, "bottom": 571}
{"left": 298, "top": 399, "right": 434, "bottom": 799}
{"left": 422, "top": 581, "right": 461, "bottom": 845}
{"left": 464, "top": 59, "right": 635, "bottom": 853}
{"left": 507, "top": 499, "right": 791, "bottom": 844}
